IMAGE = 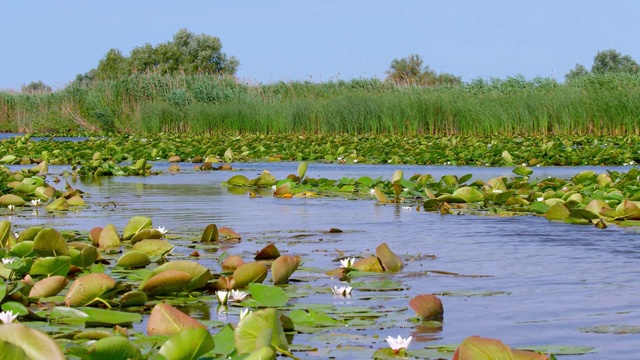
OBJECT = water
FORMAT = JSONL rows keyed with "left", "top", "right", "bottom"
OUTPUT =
{"left": 7, "top": 162, "right": 640, "bottom": 359}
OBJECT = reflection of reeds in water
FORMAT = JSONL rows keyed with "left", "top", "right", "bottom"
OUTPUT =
{"left": 2, "top": 73, "right": 640, "bottom": 135}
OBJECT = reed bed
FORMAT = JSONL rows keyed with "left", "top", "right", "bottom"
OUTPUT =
{"left": 1, "top": 74, "right": 640, "bottom": 135}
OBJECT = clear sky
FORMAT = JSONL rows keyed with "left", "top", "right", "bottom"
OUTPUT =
{"left": 1, "top": 1, "right": 638, "bottom": 90}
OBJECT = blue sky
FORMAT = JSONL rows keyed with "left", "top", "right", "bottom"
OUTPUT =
{"left": 1, "top": 1, "right": 638, "bottom": 90}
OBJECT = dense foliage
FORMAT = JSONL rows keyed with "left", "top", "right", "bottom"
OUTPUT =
{"left": 2, "top": 73, "right": 640, "bottom": 135}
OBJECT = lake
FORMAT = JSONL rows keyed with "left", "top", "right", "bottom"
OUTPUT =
{"left": 7, "top": 161, "right": 640, "bottom": 359}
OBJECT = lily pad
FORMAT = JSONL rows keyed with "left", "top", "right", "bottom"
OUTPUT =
{"left": 375, "top": 243, "right": 403, "bottom": 271}
{"left": 64, "top": 273, "right": 117, "bottom": 307}
{"left": 33, "top": 228, "right": 69, "bottom": 257}
{"left": 159, "top": 327, "right": 215, "bottom": 360}
{"left": 147, "top": 303, "right": 206, "bottom": 336}
{"left": 235, "top": 308, "right": 289, "bottom": 355}
{"left": 139, "top": 270, "right": 192, "bottom": 296}
{"left": 29, "top": 275, "right": 68, "bottom": 298}
{"left": 123, "top": 216, "right": 152, "bottom": 240}
{"left": 0, "top": 323, "right": 64, "bottom": 360}
{"left": 271, "top": 255, "right": 301, "bottom": 285}
{"left": 233, "top": 262, "right": 268, "bottom": 289}
{"left": 116, "top": 251, "right": 151, "bottom": 269}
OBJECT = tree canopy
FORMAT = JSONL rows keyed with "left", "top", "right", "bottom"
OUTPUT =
{"left": 84, "top": 29, "right": 239, "bottom": 81}
{"left": 565, "top": 49, "right": 638, "bottom": 81}
{"left": 385, "top": 54, "right": 461, "bottom": 86}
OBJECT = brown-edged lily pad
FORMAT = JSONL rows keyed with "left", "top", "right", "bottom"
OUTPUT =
{"left": 64, "top": 273, "right": 117, "bottom": 307}
{"left": 147, "top": 303, "right": 207, "bottom": 336}
{"left": 139, "top": 270, "right": 192, "bottom": 296}
{"left": 148, "top": 260, "right": 212, "bottom": 291}
{"left": 409, "top": 294, "right": 444, "bottom": 321}
{"left": 222, "top": 255, "right": 245, "bottom": 272}
{"left": 353, "top": 256, "right": 384, "bottom": 272}
{"left": 272, "top": 255, "right": 301, "bottom": 285}
{"left": 233, "top": 262, "right": 268, "bottom": 288}
{"left": 29, "top": 275, "right": 68, "bottom": 298}
{"left": 116, "top": 251, "right": 152, "bottom": 269}
{"left": 255, "top": 243, "right": 280, "bottom": 260}
{"left": 98, "top": 224, "right": 121, "bottom": 249}
{"left": 375, "top": 243, "right": 403, "bottom": 271}
{"left": 33, "top": 228, "right": 70, "bottom": 257}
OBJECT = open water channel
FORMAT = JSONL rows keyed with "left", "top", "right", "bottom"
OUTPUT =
{"left": 6, "top": 161, "right": 640, "bottom": 359}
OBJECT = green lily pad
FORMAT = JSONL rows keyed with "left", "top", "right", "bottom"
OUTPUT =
{"left": 147, "top": 303, "right": 206, "bottom": 336}
{"left": 235, "top": 308, "right": 289, "bottom": 355}
{"left": 30, "top": 256, "right": 71, "bottom": 277}
{"left": 233, "top": 262, "right": 268, "bottom": 289}
{"left": 0, "top": 323, "right": 64, "bottom": 360}
{"left": 244, "top": 283, "right": 289, "bottom": 308}
{"left": 123, "top": 216, "right": 152, "bottom": 240}
{"left": 159, "top": 327, "right": 214, "bottom": 360}
{"left": 33, "top": 228, "right": 69, "bottom": 257}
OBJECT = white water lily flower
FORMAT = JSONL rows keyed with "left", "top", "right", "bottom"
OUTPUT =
{"left": 340, "top": 258, "right": 355, "bottom": 268}
{"left": 537, "top": 197, "right": 544, "bottom": 202}
{"left": 402, "top": 206, "right": 412, "bottom": 211}
{"left": 386, "top": 335, "right": 412, "bottom": 352}
{"left": 230, "top": 290, "right": 248, "bottom": 302}
{"left": 331, "top": 286, "right": 353, "bottom": 297}
{"left": 492, "top": 189, "right": 502, "bottom": 193}
{"left": 239, "top": 308, "right": 251, "bottom": 321}
{"left": 1, "top": 258, "right": 14, "bottom": 265}
{"left": 353, "top": 159, "right": 358, "bottom": 163}
{"left": 7, "top": 205, "right": 14, "bottom": 211}
{"left": 31, "top": 199, "right": 41, "bottom": 207}
{"left": 156, "top": 226, "right": 167, "bottom": 235}
{"left": 369, "top": 188, "right": 376, "bottom": 195}
{"left": 0, "top": 310, "right": 18, "bottom": 324}
{"left": 216, "top": 290, "right": 229, "bottom": 304}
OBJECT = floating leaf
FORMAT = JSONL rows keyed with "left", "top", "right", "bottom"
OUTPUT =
{"left": 501, "top": 150, "right": 514, "bottom": 165}
{"left": 119, "top": 291, "right": 148, "bottom": 307}
{"left": 452, "top": 186, "right": 485, "bottom": 203}
{"left": 116, "top": 251, "right": 151, "bottom": 269}
{"left": 0, "top": 323, "right": 64, "bottom": 360}
{"left": 233, "top": 262, "right": 269, "bottom": 288}
{"left": 246, "top": 283, "right": 289, "bottom": 307}
{"left": 80, "top": 307, "right": 143, "bottom": 326}
{"left": 235, "top": 308, "right": 289, "bottom": 355}
{"left": 297, "top": 161, "right": 308, "bottom": 180}
{"left": 72, "top": 245, "right": 99, "bottom": 268}
{"left": 132, "top": 239, "right": 174, "bottom": 261}
{"left": 79, "top": 336, "right": 142, "bottom": 360}
{"left": 221, "top": 255, "right": 244, "bottom": 272}
{"left": 123, "top": 216, "right": 152, "bottom": 240}
{"left": 375, "top": 243, "right": 403, "bottom": 271}
{"left": 44, "top": 196, "right": 67, "bottom": 211}
{"left": 33, "top": 228, "right": 70, "bottom": 257}
{"left": 255, "top": 243, "right": 280, "bottom": 260}
{"left": 228, "top": 175, "right": 250, "bottom": 187}
{"left": 64, "top": 273, "right": 117, "bottom": 307}
{"left": 159, "top": 327, "right": 215, "bottom": 360}
{"left": 30, "top": 256, "right": 71, "bottom": 277}
{"left": 147, "top": 303, "right": 206, "bottom": 336}
{"left": 0, "top": 220, "right": 15, "bottom": 248}
{"left": 409, "top": 294, "right": 444, "bottom": 321}
{"left": 453, "top": 336, "right": 547, "bottom": 360}
{"left": 512, "top": 166, "right": 533, "bottom": 177}
{"left": 139, "top": 270, "right": 192, "bottom": 296}
{"left": 150, "top": 260, "right": 212, "bottom": 291}
{"left": 201, "top": 223, "right": 219, "bottom": 243}
{"left": 0, "top": 194, "right": 25, "bottom": 206}
{"left": 271, "top": 255, "right": 300, "bottom": 285}
{"left": 98, "top": 224, "right": 121, "bottom": 249}
{"left": 29, "top": 275, "right": 68, "bottom": 298}
{"left": 544, "top": 203, "right": 570, "bottom": 221}
{"left": 352, "top": 256, "right": 384, "bottom": 272}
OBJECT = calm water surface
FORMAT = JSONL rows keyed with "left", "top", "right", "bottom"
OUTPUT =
{"left": 7, "top": 162, "right": 640, "bottom": 359}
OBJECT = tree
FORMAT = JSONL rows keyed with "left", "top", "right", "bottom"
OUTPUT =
{"left": 591, "top": 49, "right": 638, "bottom": 75}
{"left": 565, "top": 49, "right": 638, "bottom": 81}
{"left": 565, "top": 64, "right": 589, "bottom": 81}
{"left": 82, "top": 29, "right": 239, "bottom": 81}
{"left": 385, "top": 54, "right": 461, "bottom": 86}
{"left": 21, "top": 81, "right": 52, "bottom": 94}
{"left": 95, "top": 49, "right": 131, "bottom": 80}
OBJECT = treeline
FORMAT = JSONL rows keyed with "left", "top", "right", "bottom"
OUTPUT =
{"left": 2, "top": 72, "right": 640, "bottom": 136}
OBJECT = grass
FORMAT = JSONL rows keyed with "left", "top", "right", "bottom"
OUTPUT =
{"left": 1, "top": 73, "right": 640, "bottom": 135}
